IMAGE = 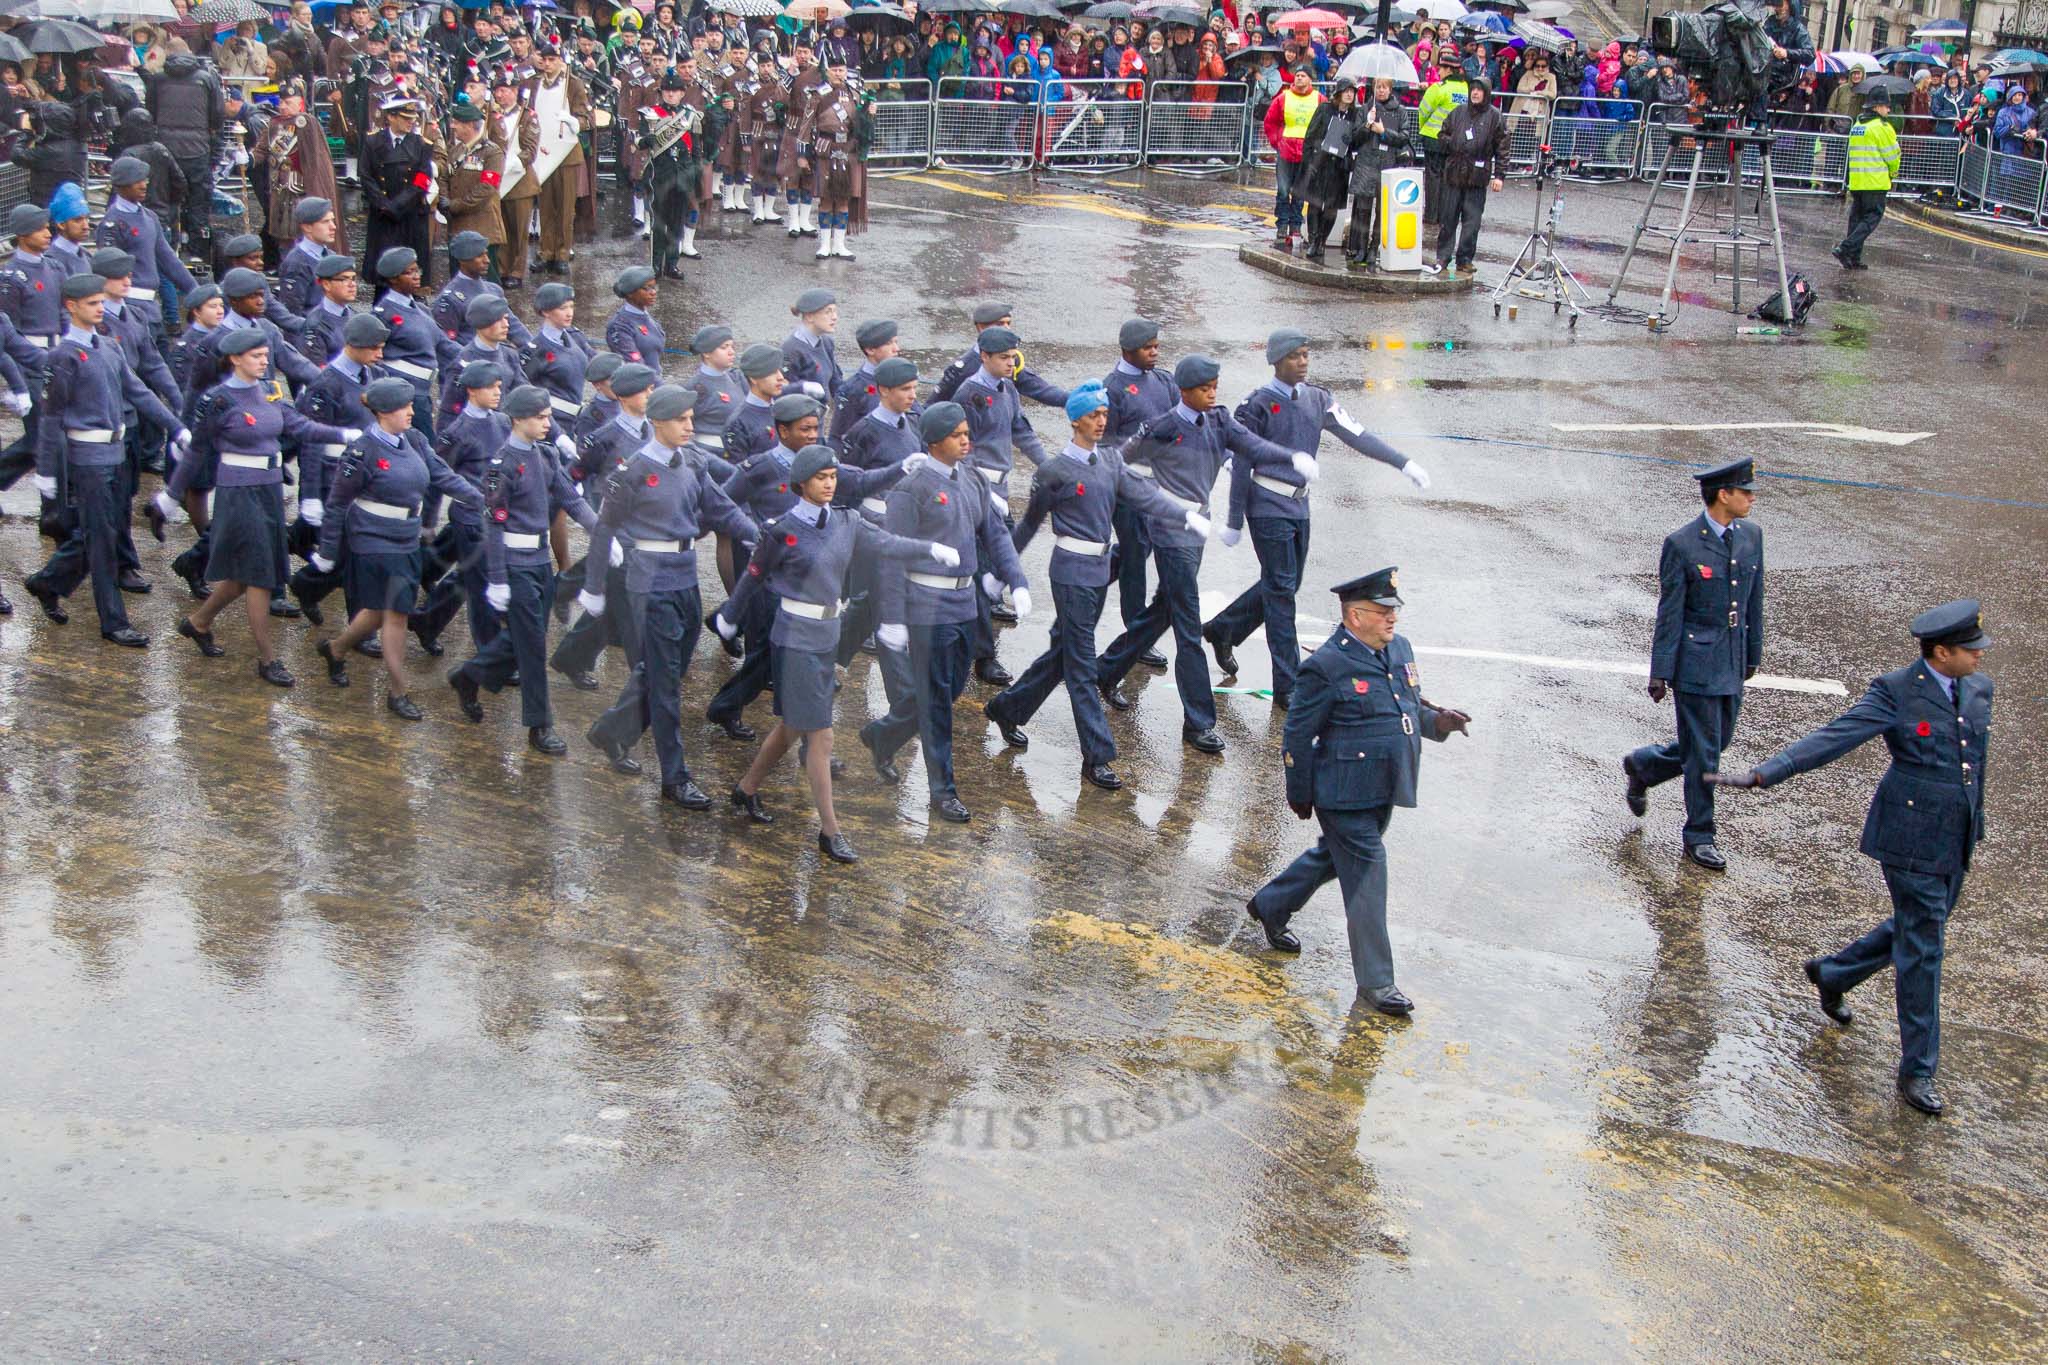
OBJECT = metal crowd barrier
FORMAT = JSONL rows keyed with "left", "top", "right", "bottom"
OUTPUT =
{"left": 1955, "top": 138, "right": 1994, "bottom": 208}
{"left": 1041, "top": 78, "right": 1145, "bottom": 173}
{"left": 866, "top": 78, "right": 934, "bottom": 174}
{"left": 1979, "top": 147, "right": 2048, "bottom": 224}
{"left": 1740, "top": 126, "right": 1847, "bottom": 195}
{"left": 933, "top": 75, "right": 1037, "bottom": 175}
{"left": 1500, "top": 98, "right": 1551, "bottom": 176}
{"left": 1144, "top": 79, "right": 1249, "bottom": 174}
{"left": 1549, "top": 98, "right": 1644, "bottom": 176}
{"left": 1893, "top": 134, "right": 1962, "bottom": 194}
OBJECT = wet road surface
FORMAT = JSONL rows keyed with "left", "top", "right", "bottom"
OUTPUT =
{"left": 2, "top": 168, "right": 2045, "bottom": 1359}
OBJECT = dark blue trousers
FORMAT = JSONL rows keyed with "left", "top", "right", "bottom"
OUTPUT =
{"left": 115, "top": 428, "right": 144, "bottom": 576}
{"left": 864, "top": 618, "right": 975, "bottom": 799}
{"left": 706, "top": 566, "right": 775, "bottom": 725}
{"left": 551, "top": 559, "right": 630, "bottom": 676}
{"left": 590, "top": 585, "right": 702, "bottom": 787}
{"left": 30, "top": 465, "right": 131, "bottom": 633}
{"left": 1205, "top": 515, "right": 1309, "bottom": 699}
{"left": 970, "top": 503, "right": 1016, "bottom": 664}
{"left": 1629, "top": 688, "right": 1743, "bottom": 848}
{"left": 1321, "top": 804, "right": 1397, "bottom": 992}
{"left": 993, "top": 580, "right": 1116, "bottom": 767}
{"left": 837, "top": 576, "right": 917, "bottom": 705}
{"left": 1815, "top": 862, "right": 1965, "bottom": 1080}
{"left": 453, "top": 564, "right": 556, "bottom": 727}
{"left": 1108, "top": 499, "right": 1151, "bottom": 628}
{"left": 417, "top": 521, "right": 498, "bottom": 650}
{"left": 1249, "top": 837, "right": 1337, "bottom": 924}
{"left": 1099, "top": 543, "right": 1215, "bottom": 733}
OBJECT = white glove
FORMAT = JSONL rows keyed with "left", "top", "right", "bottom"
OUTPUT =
{"left": 152, "top": 488, "right": 185, "bottom": 522}
{"left": 608, "top": 537, "right": 625, "bottom": 567}
{"left": 900, "top": 451, "right": 931, "bottom": 476}
{"left": 299, "top": 498, "right": 323, "bottom": 526}
{"left": 309, "top": 553, "right": 336, "bottom": 574}
{"left": 1184, "top": 508, "right": 1212, "bottom": 538}
{"left": 484, "top": 582, "right": 511, "bottom": 613}
{"left": 341, "top": 428, "right": 364, "bottom": 444}
{"left": 33, "top": 474, "right": 58, "bottom": 498}
{"left": 1219, "top": 525, "right": 1242, "bottom": 548}
{"left": 6, "top": 391, "right": 28, "bottom": 416}
{"left": 173, "top": 428, "right": 192, "bottom": 455}
{"left": 980, "top": 571, "right": 1002, "bottom": 600}
{"left": 929, "top": 542, "right": 961, "bottom": 568}
{"left": 714, "top": 610, "right": 738, "bottom": 641}
{"left": 577, "top": 589, "right": 606, "bottom": 618}
{"left": 877, "top": 622, "right": 908, "bottom": 652}
{"left": 1290, "top": 451, "right": 1319, "bottom": 482}
{"left": 1010, "top": 587, "right": 1032, "bottom": 619}
{"left": 555, "top": 434, "right": 576, "bottom": 462}
{"left": 800, "top": 381, "right": 825, "bottom": 399}
{"left": 1403, "top": 461, "right": 1431, "bottom": 489}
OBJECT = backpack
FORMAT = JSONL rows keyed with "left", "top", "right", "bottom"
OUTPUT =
{"left": 1751, "top": 272, "right": 1816, "bottom": 325}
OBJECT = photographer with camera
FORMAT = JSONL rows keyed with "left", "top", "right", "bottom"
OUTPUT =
{"left": 10, "top": 102, "right": 87, "bottom": 210}
{"left": 1762, "top": 0, "right": 1814, "bottom": 104}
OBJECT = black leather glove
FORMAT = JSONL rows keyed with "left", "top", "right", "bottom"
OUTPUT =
{"left": 1648, "top": 678, "right": 1669, "bottom": 703}
{"left": 1432, "top": 707, "right": 1472, "bottom": 738}
{"left": 1288, "top": 799, "right": 1314, "bottom": 821}
{"left": 1703, "top": 769, "right": 1762, "bottom": 789}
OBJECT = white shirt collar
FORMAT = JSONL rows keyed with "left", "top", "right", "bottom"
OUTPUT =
{"left": 1061, "top": 440, "right": 1098, "bottom": 463}
{"left": 866, "top": 405, "right": 909, "bottom": 429}
{"left": 792, "top": 499, "right": 829, "bottom": 528}
{"left": 64, "top": 325, "right": 95, "bottom": 345}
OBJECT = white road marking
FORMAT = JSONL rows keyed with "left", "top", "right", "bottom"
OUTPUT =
{"left": 550, "top": 969, "right": 614, "bottom": 980}
{"left": 1550, "top": 421, "right": 1934, "bottom": 447}
{"left": 560, "top": 1134, "right": 626, "bottom": 1150}
{"left": 558, "top": 1013, "right": 629, "bottom": 1025}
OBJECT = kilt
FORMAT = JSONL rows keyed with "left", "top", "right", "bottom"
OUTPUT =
{"left": 771, "top": 644, "right": 837, "bottom": 733}
{"left": 775, "top": 130, "right": 805, "bottom": 184}
{"left": 204, "top": 482, "right": 286, "bottom": 590}
{"left": 348, "top": 548, "right": 425, "bottom": 615}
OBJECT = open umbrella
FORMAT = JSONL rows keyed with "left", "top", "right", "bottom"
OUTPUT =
{"left": 1811, "top": 51, "right": 1847, "bottom": 74}
{"left": 191, "top": 0, "right": 269, "bottom": 21}
{"left": 1470, "top": 0, "right": 1527, "bottom": 12}
{"left": 1829, "top": 50, "right": 1884, "bottom": 73}
{"left": 20, "top": 18, "right": 105, "bottom": 51}
{"left": 1521, "top": 0, "right": 1569, "bottom": 15}
{"left": 1882, "top": 50, "right": 1940, "bottom": 68}
{"left": 1911, "top": 18, "right": 1965, "bottom": 37}
{"left": 1268, "top": 7, "right": 1347, "bottom": 32}
{"left": 1335, "top": 40, "right": 1419, "bottom": 83}
{"left": 997, "top": 0, "right": 1064, "bottom": 14}
{"left": 1989, "top": 58, "right": 2048, "bottom": 76}
{"left": 786, "top": 0, "right": 852, "bottom": 18}
{"left": 1859, "top": 73, "right": 1916, "bottom": 98}
{"left": 1082, "top": 0, "right": 1133, "bottom": 14}
{"left": 923, "top": 0, "right": 997, "bottom": 12}
{"left": 1223, "top": 41, "right": 1281, "bottom": 66}
{"left": 1510, "top": 15, "right": 1566, "bottom": 51}
{"left": 1136, "top": 3, "right": 1205, "bottom": 23}
{"left": 842, "top": 2, "right": 911, "bottom": 22}
{"left": 1992, "top": 47, "right": 2048, "bottom": 64}
{"left": 1454, "top": 10, "right": 1511, "bottom": 34}
{"left": 710, "top": 0, "right": 784, "bottom": 14}
{"left": 0, "top": 31, "right": 27, "bottom": 61}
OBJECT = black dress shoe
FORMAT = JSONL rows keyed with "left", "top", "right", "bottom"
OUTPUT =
{"left": 990, "top": 601, "right": 1019, "bottom": 623}
{"left": 256, "top": 659, "right": 296, "bottom": 688}
{"left": 529, "top": 726, "right": 568, "bottom": 756}
{"left": 1897, "top": 1076, "right": 1945, "bottom": 1116}
{"left": 0, "top": 591, "right": 11, "bottom": 616}
{"left": 358, "top": 636, "right": 383, "bottom": 658}
{"left": 103, "top": 627, "right": 149, "bottom": 648}
{"left": 861, "top": 727, "right": 901, "bottom": 784}
{"left": 1804, "top": 958, "right": 1853, "bottom": 1025}
{"left": 1138, "top": 648, "right": 1168, "bottom": 670}
{"left": 730, "top": 784, "right": 774, "bottom": 823}
{"left": 663, "top": 778, "right": 713, "bottom": 810}
{"left": 269, "top": 594, "right": 300, "bottom": 618}
{"left": 1205, "top": 628, "right": 1238, "bottom": 677}
{"left": 587, "top": 726, "right": 641, "bottom": 775}
{"left": 387, "top": 694, "right": 424, "bottom": 721}
{"left": 985, "top": 700, "right": 1028, "bottom": 749}
{"left": 412, "top": 622, "right": 445, "bottom": 656}
{"left": 1685, "top": 842, "right": 1728, "bottom": 871}
{"left": 292, "top": 584, "right": 323, "bottom": 626}
{"left": 1183, "top": 727, "right": 1225, "bottom": 754}
{"left": 451, "top": 671, "right": 484, "bottom": 721}
{"left": 317, "top": 639, "right": 350, "bottom": 687}
{"left": 973, "top": 659, "right": 1013, "bottom": 687}
{"left": 178, "top": 617, "right": 225, "bottom": 657}
{"left": 1623, "top": 755, "right": 1648, "bottom": 817}
{"left": 554, "top": 664, "right": 600, "bottom": 691}
{"left": 1082, "top": 762, "right": 1122, "bottom": 791}
{"left": 818, "top": 830, "right": 859, "bottom": 863}
{"left": 930, "top": 795, "right": 972, "bottom": 824}
{"left": 1247, "top": 901, "right": 1301, "bottom": 953}
{"left": 26, "top": 580, "right": 67, "bottom": 624}
{"left": 1100, "top": 679, "right": 1133, "bottom": 711}
{"left": 118, "top": 569, "right": 152, "bottom": 595}
{"left": 711, "top": 714, "right": 757, "bottom": 742}
{"left": 1362, "top": 986, "right": 1414, "bottom": 1016}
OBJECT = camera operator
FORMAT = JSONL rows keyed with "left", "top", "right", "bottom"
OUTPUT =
{"left": 146, "top": 47, "right": 225, "bottom": 262}
{"left": 10, "top": 102, "right": 87, "bottom": 209}
{"left": 1762, "top": 0, "right": 1814, "bottom": 108}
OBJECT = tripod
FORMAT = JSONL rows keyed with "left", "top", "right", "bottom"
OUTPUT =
{"left": 1489, "top": 145, "right": 1590, "bottom": 325}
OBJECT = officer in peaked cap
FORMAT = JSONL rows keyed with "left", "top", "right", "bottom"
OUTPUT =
{"left": 1622, "top": 456, "right": 1765, "bottom": 872}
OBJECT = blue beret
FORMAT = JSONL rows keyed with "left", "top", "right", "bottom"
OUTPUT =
{"left": 503, "top": 384, "right": 552, "bottom": 418}
{"left": 108, "top": 156, "right": 151, "bottom": 186}
{"left": 219, "top": 267, "right": 267, "bottom": 299}
{"left": 692, "top": 324, "right": 733, "bottom": 354}
{"left": 183, "top": 284, "right": 222, "bottom": 314}
{"left": 295, "top": 196, "right": 335, "bottom": 226}
{"left": 738, "top": 342, "right": 783, "bottom": 379}
{"left": 89, "top": 248, "right": 135, "bottom": 279}
{"left": 874, "top": 356, "right": 917, "bottom": 387}
{"left": 920, "top": 401, "right": 967, "bottom": 444}
{"left": 535, "top": 282, "right": 575, "bottom": 310}
{"left": 315, "top": 254, "right": 356, "bottom": 279}
{"left": 1118, "top": 318, "right": 1159, "bottom": 351}
{"left": 855, "top": 318, "right": 898, "bottom": 351}
{"left": 971, "top": 302, "right": 1009, "bottom": 326}
{"left": 48, "top": 181, "right": 87, "bottom": 223}
{"left": 222, "top": 233, "right": 263, "bottom": 258}
{"left": 772, "top": 393, "right": 822, "bottom": 425}
{"left": 614, "top": 265, "right": 657, "bottom": 296}
{"left": 61, "top": 274, "right": 105, "bottom": 301}
{"left": 364, "top": 376, "right": 416, "bottom": 413}
{"left": 611, "top": 362, "right": 657, "bottom": 397}
{"left": 342, "top": 313, "right": 390, "bottom": 348}
{"left": 791, "top": 443, "right": 838, "bottom": 485}
{"left": 218, "top": 327, "right": 270, "bottom": 356}
{"left": 585, "top": 352, "right": 624, "bottom": 385}
{"left": 460, "top": 361, "right": 504, "bottom": 390}
{"left": 791, "top": 287, "right": 836, "bottom": 315}
{"left": 465, "top": 294, "right": 510, "bottom": 327}
{"left": 1266, "top": 327, "right": 1310, "bottom": 366}
{"left": 1066, "top": 381, "right": 1109, "bottom": 421}
{"left": 646, "top": 384, "right": 696, "bottom": 421}
{"left": 977, "top": 326, "right": 1019, "bottom": 355}
{"left": 375, "top": 246, "right": 417, "bottom": 279}
{"left": 1173, "top": 354, "right": 1221, "bottom": 388}
{"left": 8, "top": 205, "right": 48, "bottom": 235}
{"left": 447, "top": 229, "right": 488, "bottom": 259}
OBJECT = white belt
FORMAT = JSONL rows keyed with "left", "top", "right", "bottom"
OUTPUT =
{"left": 385, "top": 358, "right": 434, "bottom": 380}
{"left": 779, "top": 597, "right": 845, "bottom": 620}
{"left": 907, "top": 572, "right": 971, "bottom": 590}
{"left": 1124, "top": 462, "right": 1153, "bottom": 479}
{"left": 356, "top": 498, "right": 417, "bottom": 519}
{"left": 861, "top": 496, "right": 887, "bottom": 515}
{"left": 66, "top": 427, "right": 122, "bottom": 443}
{"left": 128, "top": 286, "right": 157, "bottom": 301}
{"left": 977, "top": 465, "right": 1005, "bottom": 483}
{"left": 634, "top": 538, "right": 682, "bottom": 553}
{"left": 502, "top": 531, "right": 543, "bottom": 549}
{"left": 315, "top": 443, "right": 347, "bottom": 457}
{"left": 1054, "top": 534, "right": 1108, "bottom": 556}
{"left": 1253, "top": 473, "right": 1311, "bottom": 500}
{"left": 1155, "top": 489, "right": 1197, "bottom": 512}
{"left": 23, "top": 334, "right": 50, "bottom": 349}
{"left": 550, "top": 396, "right": 580, "bottom": 415}
{"left": 220, "top": 452, "right": 274, "bottom": 470}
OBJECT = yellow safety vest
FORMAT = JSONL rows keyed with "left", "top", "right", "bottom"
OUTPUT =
{"left": 1418, "top": 78, "right": 1468, "bottom": 140}
{"left": 1281, "top": 88, "right": 1320, "bottom": 140}
{"left": 1846, "top": 115, "right": 1900, "bottom": 191}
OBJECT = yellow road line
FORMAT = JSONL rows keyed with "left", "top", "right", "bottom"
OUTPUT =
{"left": 897, "top": 172, "right": 1261, "bottom": 232}
{"left": 1896, "top": 208, "right": 2048, "bottom": 259}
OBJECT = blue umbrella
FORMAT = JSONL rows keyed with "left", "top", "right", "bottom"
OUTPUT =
{"left": 1912, "top": 19, "right": 1966, "bottom": 37}
{"left": 1883, "top": 51, "right": 1941, "bottom": 68}
{"left": 1993, "top": 47, "right": 2048, "bottom": 65}
{"left": 1453, "top": 11, "right": 1510, "bottom": 34}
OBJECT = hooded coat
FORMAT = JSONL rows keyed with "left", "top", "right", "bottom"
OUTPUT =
{"left": 112, "top": 107, "right": 188, "bottom": 225}
{"left": 12, "top": 102, "right": 87, "bottom": 206}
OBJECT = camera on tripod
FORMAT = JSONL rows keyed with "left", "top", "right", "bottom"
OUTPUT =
{"left": 1649, "top": 0, "right": 1777, "bottom": 113}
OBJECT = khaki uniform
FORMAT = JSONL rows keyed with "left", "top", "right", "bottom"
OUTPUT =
{"left": 494, "top": 102, "right": 541, "bottom": 279}
{"left": 519, "top": 73, "right": 593, "bottom": 267}
{"left": 443, "top": 132, "right": 508, "bottom": 252}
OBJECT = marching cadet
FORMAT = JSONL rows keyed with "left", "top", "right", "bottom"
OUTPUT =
{"left": 605, "top": 266, "right": 665, "bottom": 367}
{"left": 437, "top": 294, "right": 525, "bottom": 423}
{"left": 490, "top": 69, "right": 542, "bottom": 289}
{"left": 219, "top": 234, "right": 311, "bottom": 335}
{"left": 1203, "top": 328, "right": 1431, "bottom": 709}
{"left": 1708, "top": 602, "right": 1992, "bottom": 1117}
{"left": 781, "top": 288, "right": 842, "bottom": 420}
{"left": 579, "top": 383, "right": 759, "bottom": 803}
{"left": 796, "top": 55, "right": 867, "bottom": 260}
{"left": 722, "top": 342, "right": 789, "bottom": 462}
{"left": 287, "top": 313, "right": 396, "bottom": 626}
{"left": 431, "top": 231, "right": 532, "bottom": 348}
{"left": 957, "top": 323, "right": 1051, "bottom": 687}
{"left": 835, "top": 354, "right": 923, "bottom": 676}
{"left": 22, "top": 274, "right": 189, "bottom": 646}
{"left": 299, "top": 255, "right": 363, "bottom": 367}
{"left": 934, "top": 303, "right": 1069, "bottom": 409}
{"left": 439, "top": 107, "right": 510, "bottom": 285}
{"left": 524, "top": 281, "right": 598, "bottom": 429}
{"left": 1095, "top": 354, "right": 1300, "bottom": 756}
{"left": 308, "top": 376, "right": 485, "bottom": 721}
{"left": 277, "top": 197, "right": 341, "bottom": 316}
{"left": 858, "top": 402, "right": 1031, "bottom": 824}
{"left": 449, "top": 384, "right": 601, "bottom": 755}
{"left": 0, "top": 206, "right": 74, "bottom": 501}
{"left": 827, "top": 318, "right": 900, "bottom": 444}
{"left": 688, "top": 324, "right": 747, "bottom": 446}
{"left": 1259, "top": 570, "right": 1471, "bottom": 1015}
{"left": 359, "top": 95, "right": 436, "bottom": 288}
{"left": 415, "top": 361, "right": 512, "bottom": 655}
{"left": 1622, "top": 457, "right": 1765, "bottom": 871}
{"left": 162, "top": 287, "right": 226, "bottom": 600}
{"left": 984, "top": 382, "right": 1210, "bottom": 791}
{"left": 91, "top": 248, "right": 184, "bottom": 597}
{"left": 572, "top": 352, "right": 625, "bottom": 449}
{"left": 717, "top": 442, "right": 958, "bottom": 863}
{"left": 48, "top": 183, "right": 94, "bottom": 277}
{"left": 199, "top": 271, "right": 324, "bottom": 412}
{"left": 1101, "top": 318, "right": 1178, "bottom": 668}
{"left": 550, "top": 361, "right": 658, "bottom": 693}
{"left": 97, "top": 158, "right": 197, "bottom": 340}
{"left": 370, "top": 247, "right": 464, "bottom": 438}
{"left": 162, "top": 328, "right": 358, "bottom": 685}
{"left": 640, "top": 66, "right": 706, "bottom": 276}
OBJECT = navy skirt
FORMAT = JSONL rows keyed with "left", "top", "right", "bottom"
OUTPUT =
{"left": 771, "top": 645, "right": 836, "bottom": 732}
{"left": 348, "top": 549, "right": 424, "bottom": 615}
{"left": 204, "top": 482, "right": 285, "bottom": 590}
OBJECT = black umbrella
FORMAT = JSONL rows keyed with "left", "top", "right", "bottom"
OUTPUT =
{"left": 998, "top": 0, "right": 1064, "bottom": 15}
{"left": 21, "top": 18, "right": 104, "bottom": 52}
{"left": 1139, "top": 4, "right": 1204, "bottom": 25}
{"left": 1858, "top": 73, "right": 1917, "bottom": 98}
{"left": 1223, "top": 41, "right": 1281, "bottom": 66}
{"left": 923, "top": 0, "right": 996, "bottom": 13}
{"left": 1082, "top": 0, "right": 1133, "bottom": 13}
{"left": 0, "top": 31, "right": 29, "bottom": 62}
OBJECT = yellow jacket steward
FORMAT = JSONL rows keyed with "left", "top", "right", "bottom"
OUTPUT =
{"left": 1847, "top": 115, "right": 1900, "bottom": 191}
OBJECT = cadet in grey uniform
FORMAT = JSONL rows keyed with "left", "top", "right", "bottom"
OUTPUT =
{"left": 287, "top": 312, "right": 396, "bottom": 625}
{"left": 780, "top": 288, "right": 842, "bottom": 426}
{"left": 956, "top": 324, "right": 1050, "bottom": 688}
{"left": 91, "top": 247, "right": 184, "bottom": 596}
{"left": 449, "top": 385, "right": 601, "bottom": 756}
{"left": 1101, "top": 318, "right": 1178, "bottom": 667}
{"left": 430, "top": 230, "right": 533, "bottom": 349}
{"left": 934, "top": 303, "right": 1069, "bottom": 410}
{"left": 97, "top": 156, "right": 197, "bottom": 339}
{"left": 278, "top": 197, "right": 341, "bottom": 317}
{"left": 1709, "top": 601, "right": 1993, "bottom": 1118}
{"left": 687, "top": 325, "right": 747, "bottom": 450}
{"left": 833, "top": 354, "right": 923, "bottom": 699}
{"left": 605, "top": 266, "right": 666, "bottom": 368}
{"left": 370, "top": 247, "right": 462, "bottom": 438}
{"left": 438, "top": 294, "right": 526, "bottom": 423}
{"left": 718, "top": 442, "right": 957, "bottom": 863}
{"left": 299, "top": 254, "right": 365, "bottom": 366}
{"left": 523, "top": 282, "right": 599, "bottom": 431}
{"left": 1204, "top": 328, "right": 1431, "bottom": 707}
{"left": 416, "top": 360, "right": 513, "bottom": 654}
{"left": 550, "top": 362, "right": 659, "bottom": 692}
{"left": 827, "top": 317, "right": 900, "bottom": 445}
{"left": 1265, "top": 569, "right": 1471, "bottom": 1014}
{"left": 1623, "top": 457, "right": 1765, "bottom": 871}
{"left": 0, "top": 206, "right": 75, "bottom": 500}
{"left": 720, "top": 342, "right": 787, "bottom": 464}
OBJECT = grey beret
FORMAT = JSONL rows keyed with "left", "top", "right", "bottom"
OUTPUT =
{"left": 1265, "top": 327, "right": 1310, "bottom": 366}
{"left": 222, "top": 232, "right": 263, "bottom": 258}
{"left": 8, "top": 204, "right": 48, "bottom": 235}
{"left": 691, "top": 323, "right": 733, "bottom": 354}
{"left": 1172, "top": 353, "right": 1221, "bottom": 389}
{"left": 342, "top": 312, "right": 391, "bottom": 347}
{"left": 613, "top": 264, "right": 656, "bottom": 296}
{"left": 920, "top": 401, "right": 967, "bottom": 443}
{"left": 219, "top": 267, "right": 268, "bottom": 299}
{"left": 460, "top": 361, "right": 504, "bottom": 390}
{"left": 874, "top": 356, "right": 917, "bottom": 388}
{"left": 791, "top": 442, "right": 837, "bottom": 485}
{"left": 363, "top": 376, "right": 416, "bottom": 413}
{"left": 502, "top": 384, "right": 552, "bottom": 418}
{"left": 89, "top": 247, "right": 135, "bottom": 278}
{"left": 375, "top": 246, "right": 418, "bottom": 279}
{"left": 737, "top": 342, "right": 783, "bottom": 379}
{"left": 791, "top": 287, "right": 836, "bottom": 315}
{"left": 977, "top": 325, "right": 1019, "bottom": 355}
{"left": 771, "top": 393, "right": 822, "bottom": 425}
{"left": 535, "top": 282, "right": 575, "bottom": 310}
{"left": 447, "top": 229, "right": 489, "bottom": 259}
{"left": 108, "top": 156, "right": 151, "bottom": 185}
{"left": 315, "top": 254, "right": 357, "bottom": 279}
{"left": 218, "top": 327, "right": 269, "bottom": 356}
{"left": 646, "top": 383, "right": 696, "bottom": 421}
{"left": 294, "top": 196, "right": 334, "bottom": 225}
{"left": 465, "top": 294, "right": 510, "bottom": 327}
{"left": 1119, "top": 317, "right": 1160, "bottom": 351}
{"left": 611, "top": 362, "right": 656, "bottom": 397}
{"left": 183, "top": 283, "right": 222, "bottom": 313}
{"left": 585, "top": 352, "right": 624, "bottom": 385}
{"left": 60, "top": 274, "right": 105, "bottom": 300}
{"left": 854, "top": 318, "right": 897, "bottom": 351}
{"left": 971, "top": 302, "right": 1010, "bottom": 326}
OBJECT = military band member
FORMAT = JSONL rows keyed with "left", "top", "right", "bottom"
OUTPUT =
{"left": 439, "top": 109, "right": 511, "bottom": 285}
{"left": 1623, "top": 457, "right": 1765, "bottom": 871}
{"left": 776, "top": 41, "right": 823, "bottom": 238}
{"left": 746, "top": 47, "right": 789, "bottom": 222}
{"left": 491, "top": 71, "right": 542, "bottom": 288}
{"left": 522, "top": 45, "right": 593, "bottom": 276}
{"left": 360, "top": 94, "right": 436, "bottom": 287}
{"left": 278, "top": 197, "right": 343, "bottom": 316}
{"left": 797, "top": 56, "right": 867, "bottom": 260}
{"left": 1708, "top": 601, "right": 1992, "bottom": 1118}
{"left": 639, "top": 70, "right": 706, "bottom": 276}
{"left": 606, "top": 266, "right": 666, "bottom": 367}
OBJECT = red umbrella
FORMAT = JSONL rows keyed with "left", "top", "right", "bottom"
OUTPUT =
{"left": 1268, "top": 7, "right": 1347, "bottom": 30}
